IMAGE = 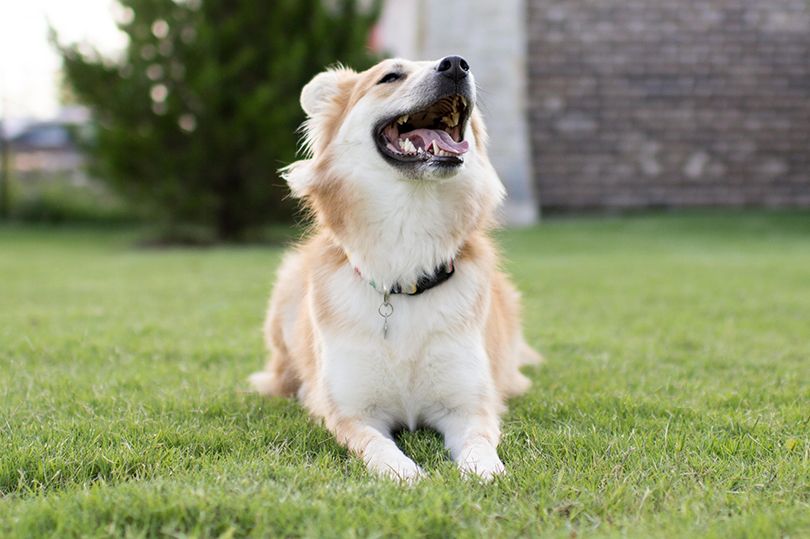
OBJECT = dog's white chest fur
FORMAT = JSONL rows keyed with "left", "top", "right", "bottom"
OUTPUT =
{"left": 317, "top": 262, "right": 492, "bottom": 431}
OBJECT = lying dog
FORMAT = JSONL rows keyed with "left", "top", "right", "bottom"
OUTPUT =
{"left": 250, "top": 56, "right": 540, "bottom": 481}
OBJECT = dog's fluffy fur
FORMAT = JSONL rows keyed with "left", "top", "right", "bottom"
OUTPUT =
{"left": 249, "top": 57, "right": 540, "bottom": 481}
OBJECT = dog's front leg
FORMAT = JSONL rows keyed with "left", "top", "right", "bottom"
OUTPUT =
{"left": 439, "top": 411, "right": 505, "bottom": 481}
{"left": 330, "top": 417, "right": 423, "bottom": 481}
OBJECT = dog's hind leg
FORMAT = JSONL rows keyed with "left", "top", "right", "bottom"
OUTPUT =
{"left": 248, "top": 358, "right": 298, "bottom": 397}
{"left": 249, "top": 296, "right": 302, "bottom": 397}
{"left": 251, "top": 250, "right": 308, "bottom": 397}
{"left": 248, "top": 344, "right": 300, "bottom": 397}
{"left": 518, "top": 339, "right": 544, "bottom": 365}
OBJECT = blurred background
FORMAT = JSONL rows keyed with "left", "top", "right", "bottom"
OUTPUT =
{"left": 1, "top": 0, "right": 808, "bottom": 241}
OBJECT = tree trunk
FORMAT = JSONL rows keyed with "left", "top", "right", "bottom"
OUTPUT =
{"left": 215, "top": 173, "right": 245, "bottom": 242}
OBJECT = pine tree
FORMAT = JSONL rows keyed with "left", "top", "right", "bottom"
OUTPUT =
{"left": 56, "top": 0, "right": 379, "bottom": 241}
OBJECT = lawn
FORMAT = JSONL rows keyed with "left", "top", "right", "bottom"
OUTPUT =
{"left": 1, "top": 211, "right": 809, "bottom": 538}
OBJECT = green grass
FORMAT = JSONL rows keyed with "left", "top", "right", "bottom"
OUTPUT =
{"left": 1, "top": 211, "right": 809, "bottom": 538}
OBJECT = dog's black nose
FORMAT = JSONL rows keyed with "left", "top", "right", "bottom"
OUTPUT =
{"left": 436, "top": 55, "right": 469, "bottom": 82}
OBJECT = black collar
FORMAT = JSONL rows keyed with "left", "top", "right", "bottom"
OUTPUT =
{"left": 389, "top": 260, "right": 454, "bottom": 295}
{"left": 350, "top": 258, "right": 455, "bottom": 296}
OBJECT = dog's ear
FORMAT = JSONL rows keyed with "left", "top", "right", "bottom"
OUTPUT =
{"left": 301, "top": 68, "right": 354, "bottom": 117}
{"left": 280, "top": 159, "right": 316, "bottom": 198}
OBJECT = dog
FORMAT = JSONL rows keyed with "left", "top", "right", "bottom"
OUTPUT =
{"left": 249, "top": 56, "right": 541, "bottom": 481}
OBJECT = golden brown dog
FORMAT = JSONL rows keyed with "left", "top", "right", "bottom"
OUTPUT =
{"left": 250, "top": 56, "right": 540, "bottom": 481}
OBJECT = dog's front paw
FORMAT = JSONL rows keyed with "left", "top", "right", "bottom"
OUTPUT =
{"left": 379, "top": 459, "right": 424, "bottom": 483}
{"left": 364, "top": 440, "right": 424, "bottom": 482}
{"left": 457, "top": 447, "right": 505, "bottom": 482}
{"left": 368, "top": 454, "right": 424, "bottom": 482}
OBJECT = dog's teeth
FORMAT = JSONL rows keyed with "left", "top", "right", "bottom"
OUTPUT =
{"left": 460, "top": 96, "right": 467, "bottom": 107}
{"left": 397, "top": 114, "right": 409, "bottom": 125}
{"left": 430, "top": 141, "right": 440, "bottom": 155}
{"left": 404, "top": 139, "right": 416, "bottom": 153}
{"left": 440, "top": 112, "right": 460, "bottom": 128}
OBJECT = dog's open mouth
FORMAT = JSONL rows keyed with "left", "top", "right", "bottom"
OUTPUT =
{"left": 377, "top": 94, "right": 470, "bottom": 165}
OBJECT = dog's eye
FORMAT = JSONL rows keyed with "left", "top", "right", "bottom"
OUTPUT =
{"left": 377, "top": 72, "right": 404, "bottom": 84}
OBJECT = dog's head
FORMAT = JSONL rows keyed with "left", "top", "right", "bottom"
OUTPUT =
{"left": 287, "top": 56, "right": 499, "bottom": 182}
{"left": 284, "top": 57, "right": 503, "bottom": 236}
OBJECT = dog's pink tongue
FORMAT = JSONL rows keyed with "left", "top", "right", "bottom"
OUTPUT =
{"left": 402, "top": 129, "right": 469, "bottom": 155}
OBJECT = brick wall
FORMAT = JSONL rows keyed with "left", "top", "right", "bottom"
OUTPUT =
{"left": 528, "top": 0, "right": 810, "bottom": 211}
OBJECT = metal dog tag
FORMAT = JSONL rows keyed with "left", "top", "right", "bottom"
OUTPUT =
{"left": 378, "top": 291, "right": 393, "bottom": 339}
